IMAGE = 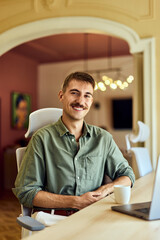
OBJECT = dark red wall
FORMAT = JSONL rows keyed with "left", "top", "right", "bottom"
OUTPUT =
{"left": 0, "top": 51, "right": 38, "bottom": 191}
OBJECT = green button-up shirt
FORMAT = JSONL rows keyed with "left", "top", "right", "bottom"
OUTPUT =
{"left": 13, "top": 118, "right": 135, "bottom": 208}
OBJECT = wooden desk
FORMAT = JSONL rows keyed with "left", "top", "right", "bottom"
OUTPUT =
{"left": 26, "top": 172, "right": 160, "bottom": 240}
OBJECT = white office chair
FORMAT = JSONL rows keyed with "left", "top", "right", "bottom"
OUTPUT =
{"left": 16, "top": 108, "right": 63, "bottom": 238}
{"left": 25, "top": 108, "right": 63, "bottom": 138}
{"left": 125, "top": 121, "right": 152, "bottom": 178}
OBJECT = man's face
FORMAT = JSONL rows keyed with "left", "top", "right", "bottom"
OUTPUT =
{"left": 59, "top": 79, "right": 94, "bottom": 122}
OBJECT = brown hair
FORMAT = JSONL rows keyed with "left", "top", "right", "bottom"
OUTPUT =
{"left": 62, "top": 72, "right": 95, "bottom": 92}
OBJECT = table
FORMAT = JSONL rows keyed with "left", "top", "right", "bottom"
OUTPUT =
{"left": 26, "top": 172, "right": 160, "bottom": 240}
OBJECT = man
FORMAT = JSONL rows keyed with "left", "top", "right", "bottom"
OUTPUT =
{"left": 13, "top": 72, "right": 135, "bottom": 213}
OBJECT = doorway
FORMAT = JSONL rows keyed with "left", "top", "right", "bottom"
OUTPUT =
{"left": 0, "top": 16, "right": 156, "bottom": 167}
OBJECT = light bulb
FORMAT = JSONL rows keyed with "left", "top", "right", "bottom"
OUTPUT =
{"left": 127, "top": 75, "right": 134, "bottom": 83}
{"left": 123, "top": 82, "right": 129, "bottom": 88}
{"left": 120, "top": 85, "right": 125, "bottom": 90}
{"left": 102, "top": 75, "right": 108, "bottom": 81}
{"left": 116, "top": 80, "right": 122, "bottom": 86}
{"left": 105, "top": 79, "right": 111, "bottom": 85}
{"left": 98, "top": 82, "right": 106, "bottom": 91}
{"left": 110, "top": 83, "right": 117, "bottom": 89}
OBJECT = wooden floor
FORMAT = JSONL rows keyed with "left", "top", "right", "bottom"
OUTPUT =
{"left": 0, "top": 190, "right": 21, "bottom": 240}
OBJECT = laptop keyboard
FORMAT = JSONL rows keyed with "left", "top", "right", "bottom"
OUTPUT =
{"left": 135, "top": 207, "right": 150, "bottom": 214}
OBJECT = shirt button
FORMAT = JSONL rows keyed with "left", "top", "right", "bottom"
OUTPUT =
{"left": 75, "top": 157, "right": 77, "bottom": 161}
{"left": 72, "top": 139, "right": 74, "bottom": 142}
{"left": 77, "top": 176, "right": 80, "bottom": 179}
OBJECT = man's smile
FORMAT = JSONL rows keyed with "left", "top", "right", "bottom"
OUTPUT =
{"left": 71, "top": 104, "right": 88, "bottom": 111}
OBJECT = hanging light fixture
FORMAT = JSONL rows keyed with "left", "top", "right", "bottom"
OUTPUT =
{"left": 83, "top": 34, "right": 134, "bottom": 91}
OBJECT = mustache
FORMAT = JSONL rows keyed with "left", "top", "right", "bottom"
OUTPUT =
{"left": 71, "top": 103, "right": 88, "bottom": 110}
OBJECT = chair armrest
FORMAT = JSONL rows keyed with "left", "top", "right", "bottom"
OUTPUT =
{"left": 17, "top": 216, "right": 45, "bottom": 231}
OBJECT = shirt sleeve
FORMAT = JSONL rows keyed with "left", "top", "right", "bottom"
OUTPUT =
{"left": 12, "top": 134, "right": 46, "bottom": 208}
{"left": 105, "top": 136, "right": 135, "bottom": 186}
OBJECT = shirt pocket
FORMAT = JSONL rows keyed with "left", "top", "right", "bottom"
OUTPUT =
{"left": 79, "top": 155, "right": 103, "bottom": 180}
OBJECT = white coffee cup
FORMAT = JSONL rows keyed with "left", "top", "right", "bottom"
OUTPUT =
{"left": 114, "top": 185, "right": 131, "bottom": 204}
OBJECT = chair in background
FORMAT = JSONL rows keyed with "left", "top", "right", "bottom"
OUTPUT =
{"left": 16, "top": 108, "right": 63, "bottom": 238}
{"left": 125, "top": 121, "right": 153, "bottom": 178}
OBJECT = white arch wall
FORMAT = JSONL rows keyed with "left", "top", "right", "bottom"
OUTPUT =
{"left": 0, "top": 16, "right": 156, "bottom": 168}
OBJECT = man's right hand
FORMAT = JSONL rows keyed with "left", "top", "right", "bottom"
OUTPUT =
{"left": 75, "top": 191, "right": 103, "bottom": 210}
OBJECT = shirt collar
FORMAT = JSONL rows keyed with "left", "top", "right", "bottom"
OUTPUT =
{"left": 55, "top": 117, "right": 69, "bottom": 136}
{"left": 55, "top": 117, "right": 91, "bottom": 138}
{"left": 82, "top": 121, "right": 91, "bottom": 137}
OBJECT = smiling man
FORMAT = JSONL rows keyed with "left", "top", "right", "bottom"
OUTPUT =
{"left": 13, "top": 72, "right": 135, "bottom": 215}
{"left": 59, "top": 78, "right": 94, "bottom": 141}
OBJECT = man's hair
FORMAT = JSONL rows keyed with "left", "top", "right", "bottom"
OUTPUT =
{"left": 62, "top": 72, "right": 95, "bottom": 92}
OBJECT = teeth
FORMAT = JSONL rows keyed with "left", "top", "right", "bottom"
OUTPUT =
{"left": 73, "top": 106, "right": 83, "bottom": 110}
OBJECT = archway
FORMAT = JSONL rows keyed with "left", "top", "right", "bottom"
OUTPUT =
{"left": 0, "top": 16, "right": 156, "bottom": 167}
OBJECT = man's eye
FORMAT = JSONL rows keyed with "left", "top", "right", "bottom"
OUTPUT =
{"left": 85, "top": 95, "right": 91, "bottom": 98}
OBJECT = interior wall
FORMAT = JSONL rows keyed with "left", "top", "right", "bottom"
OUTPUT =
{"left": 0, "top": 0, "right": 158, "bottom": 165}
{"left": 38, "top": 55, "right": 134, "bottom": 150}
{"left": 0, "top": 51, "right": 38, "bottom": 190}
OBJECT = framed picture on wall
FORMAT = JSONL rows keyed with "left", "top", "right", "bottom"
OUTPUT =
{"left": 11, "top": 92, "right": 31, "bottom": 129}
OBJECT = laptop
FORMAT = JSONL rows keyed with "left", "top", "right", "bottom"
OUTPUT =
{"left": 111, "top": 155, "right": 160, "bottom": 221}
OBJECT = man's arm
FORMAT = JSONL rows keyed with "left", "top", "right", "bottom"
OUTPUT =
{"left": 32, "top": 190, "right": 103, "bottom": 210}
{"left": 95, "top": 176, "right": 131, "bottom": 198}
{"left": 33, "top": 176, "right": 131, "bottom": 210}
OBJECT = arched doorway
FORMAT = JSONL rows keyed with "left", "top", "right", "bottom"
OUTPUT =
{"left": 0, "top": 16, "right": 156, "bottom": 167}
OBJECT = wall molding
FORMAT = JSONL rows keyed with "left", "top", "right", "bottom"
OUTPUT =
{"left": 66, "top": 0, "right": 155, "bottom": 21}
{"left": 0, "top": 0, "right": 155, "bottom": 28}
{"left": 0, "top": 16, "right": 156, "bottom": 167}
{"left": 33, "top": 0, "right": 61, "bottom": 12}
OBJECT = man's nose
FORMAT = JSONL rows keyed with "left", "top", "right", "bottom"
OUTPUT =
{"left": 77, "top": 95, "right": 85, "bottom": 105}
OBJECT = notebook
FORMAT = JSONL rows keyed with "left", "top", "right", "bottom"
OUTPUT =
{"left": 111, "top": 155, "right": 160, "bottom": 221}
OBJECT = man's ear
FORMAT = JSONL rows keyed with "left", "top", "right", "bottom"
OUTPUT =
{"left": 58, "top": 90, "right": 64, "bottom": 102}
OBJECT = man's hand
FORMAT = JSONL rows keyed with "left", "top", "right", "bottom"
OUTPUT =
{"left": 75, "top": 191, "right": 103, "bottom": 210}
{"left": 33, "top": 190, "right": 103, "bottom": 210}
{"left": 95, "top": 176, "right": 132, "bottom": 198}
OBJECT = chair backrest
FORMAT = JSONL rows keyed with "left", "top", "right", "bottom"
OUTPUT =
{"left": 129, "top": 121, "right": 150, "bottom": 143}
{"left": 16, "top": 147, "right": 27, "bottom": 172}
{"left": 125, "top": 121, "right": 152, "bottom": 178}
{"left": 125, "top": 121, "right": 150, "bottom": 151}
{"left": 16, "top": 108, "right": 63, "bottom": 217}
{"left": 130, "top": 147, "right": 153, "bottom": 177}
{"left": 25, "top": 108, "right": 63, "bottom": 138}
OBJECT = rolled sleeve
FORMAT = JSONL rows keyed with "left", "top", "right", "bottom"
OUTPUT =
{"left": 12, "top": 135, "right": 46, "bottom": 208}
{"left": 105, "top": 137, "right": 135, "bottom": 187}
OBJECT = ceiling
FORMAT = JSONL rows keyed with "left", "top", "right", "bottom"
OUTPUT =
{"left": 10, "top": 33, "right": 131, "bottom": 64}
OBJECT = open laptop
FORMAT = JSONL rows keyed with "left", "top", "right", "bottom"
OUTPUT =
{"left": 111, "top": 155, "right": 160, "bottom": 221}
